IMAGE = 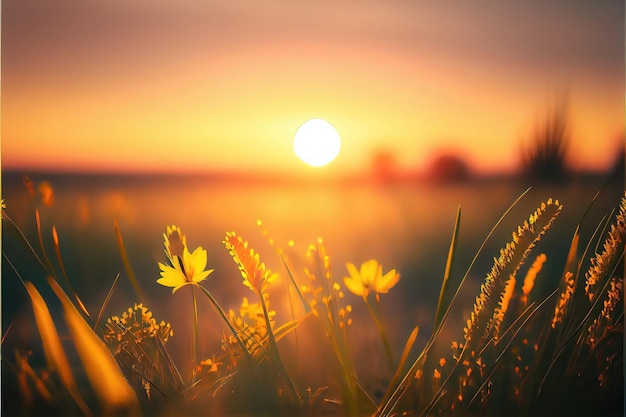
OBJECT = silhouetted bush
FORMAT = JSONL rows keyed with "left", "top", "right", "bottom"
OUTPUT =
{"left": 521, "top": 100, "right": 571, "bottom": 182}
{"left": 427, "top": 153, "right": 470, "bottom": 183}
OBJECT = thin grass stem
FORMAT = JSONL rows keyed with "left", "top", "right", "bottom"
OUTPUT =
{"left": 258, "top": 290, "right": 301, "bottom": 402}
{"left": 191, "top": 285, "right": 199, "bottom": 384}
{"left": 114, "top": 219, "right": 145, "bottom": 303}
{"left": 94, "top": 273, "right": 121, "bottom": 331}
{"left": 365, "top": 294, "right": 394, "bottom": 371}
{"left": 197, "top": 284, "right": 253, "bottom": 363}
{"left": 35, "top": 209, "right": 56, "bottom": 277}
{"left": 51, "top": 226, "right": 91, "bottom": 318}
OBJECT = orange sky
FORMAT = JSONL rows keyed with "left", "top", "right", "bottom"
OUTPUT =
{"left": 2, "top": 0, "right": 624, "bottom": 175}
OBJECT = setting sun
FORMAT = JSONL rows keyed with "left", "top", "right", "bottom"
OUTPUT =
{"left": 293, "top": 119, "right": 341, "bottom": 167}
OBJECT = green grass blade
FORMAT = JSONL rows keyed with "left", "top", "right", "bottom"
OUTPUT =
{"left": 51, "top": 226, "right": 91, "bottom": 318}
{"left": 114, "top": 219, "right": 144, "bottom": 303}
{"left": 280, "top": 252, "right": 310, "bottom": 313}
{"left": 272, "top": 313, "right": 312, "bottom": 343}
{"left": 433, "top": 205, "right": 461, "bottom": 330}
{"left": 35, "top": 208, "right": 57, "bottom": 277}
{"left": 2, "top": 211, "right": 47, "bottom": 272}
{"left": 378, "top": 325, "right": 419, "bottom": 412}
{"left": 94, "top": 273, "right": 121, "bottom": 331}
{"left": 197, "top": 283, "right": 254, "bottom": 364}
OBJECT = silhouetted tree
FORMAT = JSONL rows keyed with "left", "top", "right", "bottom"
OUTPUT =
{"left": 427, "top": 153, "right": 470, "bottom": 183}
{"left": 371, "top": 150, "right": 398, "bottom": 183}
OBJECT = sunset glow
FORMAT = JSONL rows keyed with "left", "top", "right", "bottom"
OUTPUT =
{"left": 2, "top": 1, "right": 623, "bottom": 175}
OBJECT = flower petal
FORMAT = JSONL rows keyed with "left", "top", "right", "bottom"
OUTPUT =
{"left": 157, "top": 263, "right": 186, "bottom": 289}
{"left": 361, "top": 260, "right": 379, "bottom": 287}
{"left": 188, "top": 246, "right": 208, "bottom": 271}
{"left": 194, "top": 269, "right": 214, "bottom": 284}
{"left": 343, "top": 276, "right": 365, "bottom": 297}
{"left": 376, "top": 269, "right": 400, "bottom": 293}
{"left": 172, "top": 281, "right": 196, "bottom": 293}
{"left": 346, "top": 262, "right": 360, "bottom": 280}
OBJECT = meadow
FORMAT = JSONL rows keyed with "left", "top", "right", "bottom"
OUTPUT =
{"left": 1, "top": 170, "right": 623, "bottom": 416}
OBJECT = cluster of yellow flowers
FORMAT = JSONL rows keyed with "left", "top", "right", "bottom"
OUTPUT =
{"left": 103, "top": 224, "right": 405, "bottom": 407}
{"left": 103, "top": 303, "right": 173, "bottom": 352}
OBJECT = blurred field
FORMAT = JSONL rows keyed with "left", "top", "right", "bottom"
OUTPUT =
{"left": 2, "top": 170, "right": 622, "bottom": 414}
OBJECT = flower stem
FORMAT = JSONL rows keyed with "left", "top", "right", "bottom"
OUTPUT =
{"left": 364, "top": 294, "right": 394, "bottom": 371}
{"left": 258, "top": 292, "right": 301, "bottom": 403}
{"left": 191, "top": 285, "right": 199, "bottom": 383}
{"left": 197, "top": 284, "right": 253, "bottom": 362}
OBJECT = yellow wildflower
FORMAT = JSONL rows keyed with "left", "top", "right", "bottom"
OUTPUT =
{"left": 157, "top": 225, "right": 213, "bottom": 293}
{"left": 343, "top": 259, "right": 400, "bottom": 298}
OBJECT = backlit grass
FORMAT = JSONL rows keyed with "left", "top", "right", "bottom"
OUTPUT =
{"left": 2, "top": 180, "right": 623, "bottom": 416}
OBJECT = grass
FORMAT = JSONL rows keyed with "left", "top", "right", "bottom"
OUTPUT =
{"left": 1, "top": 178, "right": 623, "bottom": 416}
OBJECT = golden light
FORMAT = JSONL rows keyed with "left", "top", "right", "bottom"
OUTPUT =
{"left": 293, "top": 119, "right": 341, "bottom": 167}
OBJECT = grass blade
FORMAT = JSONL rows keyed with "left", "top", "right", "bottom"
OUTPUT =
{"left": 280, "top": 251, "right": 310, "bottom": 313}
{"left": 48, "top": 277, "right": 139, "bottom": 414}
{"left": 2, "top": 211, "right": 47, "bottom": 272}
{"left": 434, "top": 205, "right": 461, "bottom": 330}
{"left": 94, "top": 273, "right": 121, "bottom": 331}
{"left": 378, "top": 325, "right": 419, "bottom": 412}
{"left": 35, "top": 208, "right": 56, "bottom": 276}
{"left": 51, "top": 226, "right": 91, "bottom": 318}
{"left": 25, "top": 281, "right": 92, "bottom": 416}
{"left": 114, "top": 219, "right": 144, "bottom": 303}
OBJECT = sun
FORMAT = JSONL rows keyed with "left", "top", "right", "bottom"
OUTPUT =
{"left": 293, "top": 119, "right": 341, "bottom": 167}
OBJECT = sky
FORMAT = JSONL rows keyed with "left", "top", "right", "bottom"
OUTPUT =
{"left": 2, "top": 0, "right": 624, "bottom": 175}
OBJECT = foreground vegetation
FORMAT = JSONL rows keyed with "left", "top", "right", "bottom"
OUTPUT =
{"left": 2, "top": 177, "right": 623, "bottom": 417}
